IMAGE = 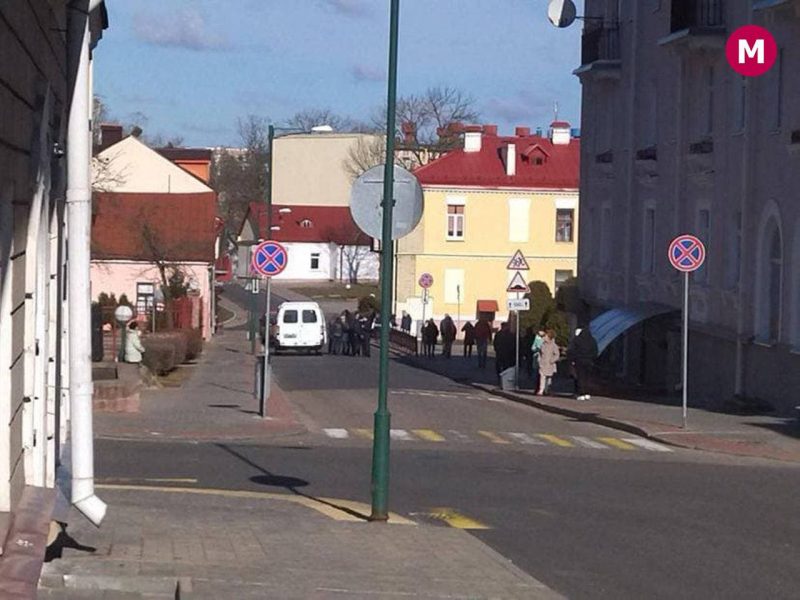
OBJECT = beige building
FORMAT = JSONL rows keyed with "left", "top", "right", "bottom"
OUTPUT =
{"left": 576, "top": 1, "right": 800, "bottom": 414}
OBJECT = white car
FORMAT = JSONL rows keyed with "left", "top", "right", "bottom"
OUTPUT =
{"left": 273, "top": 302, "right": 327, "bottom": 354}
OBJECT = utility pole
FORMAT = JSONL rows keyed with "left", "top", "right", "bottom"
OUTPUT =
{"left": 370, "top": 0, "right": 400, "bottom": 522}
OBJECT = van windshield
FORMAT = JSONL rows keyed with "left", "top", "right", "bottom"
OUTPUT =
{"left": 283, "top": 310, "right": 298, "bottom": 324}
{"left": 302, "top": 310, "right": 318, "bottom": 323}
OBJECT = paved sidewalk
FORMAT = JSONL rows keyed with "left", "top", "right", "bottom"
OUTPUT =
{"left": 39, "top": 488, "right": 563, "bottom": 599}
{"left": 95, "top": 322, "right": 305, "bottom": 443}
{"left": 401, "top": 351, "right": 800, "bottom": 463}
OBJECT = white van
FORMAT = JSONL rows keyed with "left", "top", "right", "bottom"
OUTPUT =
{"left": 273, "top": 302, "right": 326, "bottom": 354}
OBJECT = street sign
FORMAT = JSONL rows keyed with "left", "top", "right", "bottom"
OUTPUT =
{"left": 507, "top": 249, "right": 530, "bottom": 271}
{"left": 350, "top": 164, "right": 424, "bottom": 240}
{"left": 507, "top": 298, "right": 530, "bottom": 311}
{"left": 252, "top": 240, "right": 288, "bottom": 277}
{"left": 418, "top": 273, "right": 433, "bottom": 289}
{"left": 507, "top": 272, "right": 530, "bottom": 294}
{"left": 547, "top": 0, "right": 577, "bottom": 28}
{"left": 669, "top": 235, "right": 706, "bottom": 273}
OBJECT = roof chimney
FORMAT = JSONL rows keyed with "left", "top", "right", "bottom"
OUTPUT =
{"left": 100, "top": 123, "right": 123, "bottom": 148}
{"left": 515, "top": 127, "right": 530, "bottom": 137}
{"left": 401, "top": 121, "right": 416, "bottom": 144}
{"left": 464, "top": 125, "right": 482, "bottom": 153}
{"left": 483, "top": 124, "right": 498, "bottom": 136}
{"left": 550, "top": 121, "right": 571, "bottom": 145}
{"left": 502, "top": 143, "right": 516, "bottom": 177}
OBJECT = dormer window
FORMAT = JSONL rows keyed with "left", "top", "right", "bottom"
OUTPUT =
{"left": 522, "top": 144, "right": 549, "bottom": 166}
{"left": 299, "top": 218, "right": 313, "bottom": 228}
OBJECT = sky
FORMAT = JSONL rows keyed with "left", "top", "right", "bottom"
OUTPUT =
{"left": 95, "top": 0, "right": 584, "bottom": 148}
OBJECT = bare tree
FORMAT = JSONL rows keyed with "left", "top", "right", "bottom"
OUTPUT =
{"left": 343, "top": 134, "right": 418, "bottom": 181}
{"left": 285, "top": 108, "right": 375, "bottom": 134}
{"left": 325, "top": 224, "right": 372, "bottom": 284}
{"left": 140, "top": 221, "right": 192, "bottom": 329}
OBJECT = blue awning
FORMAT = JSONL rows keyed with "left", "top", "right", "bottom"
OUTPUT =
{"left": 589, "top": 303, "right": 678, "bottom": 355}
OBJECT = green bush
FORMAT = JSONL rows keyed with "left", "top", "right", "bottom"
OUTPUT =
{"left": 358, "top": 295, "right": 380, "bottom": 314}
{"left": 519, "top": 280, "right": 554, "bottom": 332}
{"left": 141, "top": 341, "right": 176, "bottom": 375}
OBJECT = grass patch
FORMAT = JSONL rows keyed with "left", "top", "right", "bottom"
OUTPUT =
{"left": 289, "top": 283, "right": 378, "bottom": 300}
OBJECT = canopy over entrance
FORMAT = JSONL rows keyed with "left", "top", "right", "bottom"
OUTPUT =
{"left": 589, "top": 303, "right": 678, "bottom": 355}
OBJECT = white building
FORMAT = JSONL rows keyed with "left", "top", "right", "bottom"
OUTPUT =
{"left": 576, "top": 1, "right": 799, "bottom": 414}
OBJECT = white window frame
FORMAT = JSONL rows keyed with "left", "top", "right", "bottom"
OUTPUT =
{"left": 556, "top": 208, "right": 575, "bottom": 243}
{"left": 310, "top": 252, "right": 321, "bottom": 271}
{"left": 446, "top": 197, "right": 466, "bottom": 241}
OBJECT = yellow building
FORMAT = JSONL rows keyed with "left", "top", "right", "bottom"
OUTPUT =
{"left": 396, "top": 123, "right": 580, "bottom": 328}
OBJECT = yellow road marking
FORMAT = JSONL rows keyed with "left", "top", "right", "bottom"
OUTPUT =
{"left": 412, "top": 429, "right": 445, "bottom": 442}
{"left": 597, "top": 437, "right": 636, "bottom": 450}
{"left": 426, "top": 507, "right": 489, "bottom": 530}
{"left": 353, "top": 428, "right": 374, "bottom": 440}
{"left": 95, "top": 483, "right": 414, "bottom": 525}
{"left": 99, "top": 477, "right": 198, "bottom": 484}
{"left": 477, "top": 431, "right": 511, "bottom": 444}
{"left": 537, "top": 434, "right": 574, "bottom": 448}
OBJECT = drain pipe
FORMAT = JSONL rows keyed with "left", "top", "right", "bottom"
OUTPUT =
{"left": 66, "top": 0, "right": 106, "bottom": 526}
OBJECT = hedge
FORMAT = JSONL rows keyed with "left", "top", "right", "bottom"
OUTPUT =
{"left": 141, "top": 341, "right": 176, "bottom": 375}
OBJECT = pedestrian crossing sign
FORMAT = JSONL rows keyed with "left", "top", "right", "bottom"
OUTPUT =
{"left": 506, "top": 272, "right": 530, "bottom": 293}
{"left": 506, "top": 249, "right": 530, "bottom": 270}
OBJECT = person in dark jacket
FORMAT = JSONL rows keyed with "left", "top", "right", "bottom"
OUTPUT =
{"left": 520, "top": 326, "right": 535, "bottom": 377}
{"left": 401, "top": 312, "right": 412, "bottom": 333}
{"left": 423, "top": 319, "right": 439, "bottom": 358}
{"left": 493, "top": 322, "right": 516, "bottom": 382}
{"left": 567, "top": 327, "right": 598, "bottom": 400}
{"left": 461, "top": 321, "right": 475, "bottom": 357}
{"left": 330, "top": 317, "right": 344, "bottom": 355}
{"left": 361, "top": 314, "right": 374, "bottom": 357}
{"left": 440, "top": 314, "right": 456, "bottom": 358}
{"left": 351, "top": 315, "right": 364, "bottom": 357}
{"left": 341, "top": 310, "right": 352, "bottom": 356}
{"left": 474, "top": 319, "right": 493, "bottom": 368}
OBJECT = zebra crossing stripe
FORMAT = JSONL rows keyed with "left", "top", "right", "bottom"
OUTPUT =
{"left": 506, "top": 432, "right": 546, "bottom": 445}
{"left": 445, "top": 430, "right": 472, "bottom": 442}
{"left": 598, "top": 437, "right": 636, "bottom": 450}
{"left": 478, "top": 431, "right": 511, "bottom": 444}
{"left": 571, "top": 436, "right": 609, "bottom": 449}
{"left": 413, "top": 429, "right": 446, "bottom": 442}
{"left": 353, "top": 428, "right": 374, "bottom": 440}
{"left": 621, "top": 438, "right": 673, "bottom": 452}
{"left": 390, "top": 429, "right": 414, "bottom": 441}
{"left": 323, "top": 428, "right": 349, "bottom": 439}
{"left": 538, "top": 434, "right": 574, "bottom": 448}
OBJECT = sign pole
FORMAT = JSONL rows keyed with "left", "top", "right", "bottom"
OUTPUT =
{"left": 261, "top": 276, "right": 271, "bottom": 417}
{"left": 370, "top": 0, "right": 400, "bottom": 522}
{"left": 682, "top": 270, "right": 689, "bottom": 428}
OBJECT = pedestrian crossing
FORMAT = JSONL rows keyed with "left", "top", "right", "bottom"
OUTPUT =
{"left": 320, "top": 428, "right": 673, "bottom": 452}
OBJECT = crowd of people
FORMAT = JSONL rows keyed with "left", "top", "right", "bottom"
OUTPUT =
{"left": 327, "top": 310, "right": 377, "bottom": 357}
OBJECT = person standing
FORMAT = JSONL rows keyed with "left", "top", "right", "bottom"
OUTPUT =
{"left": 567, "top": 327, "right": 599, "bottom": 401}
{"left": 341, "top": 310, "right": 352, "bottom": 356}
{"left": 423, "top": 319, "right": 439, "bottom": 358}
{"left": 331, "top": 316, "right": 344, "bottom": 355}
{"left": 124, "top": 321, "right": 145, "bottom": 365}
{"left": 361, "top": 314, "right": 374, "bottom": 358}
{"left": 351, "top": 314, "right": 364, "bottom": 357}
{"left": 530, "top": 330, "right": 545, "bottom": 391}
{"left": 474, "top": 318, "right": 492, "bottom": 368}
{"left": 461, "top": 321, "right": 475, "bottom": 357}
{"left": 537, "top": 329, "right": 560, "bottom": 396}
{"left": 440, "top": 314, "right": 456, "bottom": 359}
{"left": 492, "top": 322, "right": 516, "bottom": 387}
{"left": 401, "top": 312, "right": 412, "bottom": 333}
{"left": 520, "top": 326, "right": 534, "bottom": 377}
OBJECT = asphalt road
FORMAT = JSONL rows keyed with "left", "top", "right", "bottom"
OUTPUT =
{"left": 96, "top": 346, "right": 800, "bottom": 600}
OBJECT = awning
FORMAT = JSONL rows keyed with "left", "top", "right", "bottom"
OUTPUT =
{"left": 477, "top": 300, "right": 499, "bottom": 313}
{"left": 590, "top": 303, "right": 678, "bottom": 355}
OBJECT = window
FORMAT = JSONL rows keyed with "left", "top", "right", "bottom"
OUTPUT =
{"left": 556, "top": 209, "right": 574, "bottom": 242}
{"left": 283, "top": 310, "right": 298, "bottom": 324}
{"left": 302, "top": 310, "right": 318, "bottom": 323}
{"left": 767, "top": 229, "right": 783, "bottom": 341}
{"left": 447, "top": 204, "right": 464, "bottom": 240}
{"left": 299, "top": 219, "right": 313, "bottom": 229}
{"left": 508, "top": 198, "right": 530, "bottom": 243}
{"left": 136, "top": 282, "right": 155, "bottom": 315}
{"left": 726, "top": 212, "right": 742, "bottom": 289}
{"left": 310, "top": 253, "right": 320, "bottom": 270}
{"left": 706, "top": 66, "right": 715, "bottom": 135}
{"left": 444, "top": 269, "right": 464, "bottom": 304}
{"left": 642, "top": 207, "right": 656, "bottom": 274}
{"left": 773, "top": 48, "right": 784, "bottom": 130}
{"left": 696, "top": 209, "right": 711, "bottom": 283}
{"left": 555, "top": 270, "right": 573, "bottom": 293}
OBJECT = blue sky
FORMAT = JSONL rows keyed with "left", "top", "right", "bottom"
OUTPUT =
{"left": 95, "top": 0, "right": 584, "bottom": 147}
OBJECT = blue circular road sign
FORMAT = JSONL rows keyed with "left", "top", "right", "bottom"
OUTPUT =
{"left": 251, "top": 240, "right": 288, "bottom": 277}
{"left": 668, "top": 234, "right": 706, "bottom": 273}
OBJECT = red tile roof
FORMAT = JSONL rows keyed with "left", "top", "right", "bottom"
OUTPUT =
{"left": 249, "top": 203, "right": 370, "bottom": 245}
{"left": 414, "top": 131, "right": 579, "bottom": 189}
{"left": 92, "top": 192, "right": 218, "bottom": 263}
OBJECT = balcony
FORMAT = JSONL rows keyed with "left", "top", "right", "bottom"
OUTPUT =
{"left": 659, "top": 0, "right": 726, "bottom": 51}
{"left": 574, "top": 25, "right": 621, "bottom": 81}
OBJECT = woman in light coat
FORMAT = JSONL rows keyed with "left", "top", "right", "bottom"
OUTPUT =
{"left": 537, "top": 329, "right": 560, "bottom": 396}
{"left": 124, "top": 321, "right": 145, "bottom": 364}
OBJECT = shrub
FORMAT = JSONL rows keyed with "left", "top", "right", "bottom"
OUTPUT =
{"left": 141, "top": 341, "right": 176, "bottom": 375}
{"left": 185, "top": 329, "right": 204, "bottom": 361}
{"left": 358, "top": 294, "right": 380, "bottom": 314}
{"left": 519, "top": 280, "right": 554, "bottom": 332}
{"left": 146, "top": 331, "right": 188, "bottom": 365}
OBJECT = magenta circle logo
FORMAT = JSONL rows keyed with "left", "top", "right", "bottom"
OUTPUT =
{"left": 726, "top": 25, "right": 777, "bottom": 77}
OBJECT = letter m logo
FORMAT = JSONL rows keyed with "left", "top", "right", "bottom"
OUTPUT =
{"left": 739, "top": 39, "right": 765, "bottom": 64}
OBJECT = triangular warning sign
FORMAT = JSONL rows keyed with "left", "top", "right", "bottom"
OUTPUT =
{"left": 506, "top": 272, "right": 530, "bottom": 293}
{"left": 506, "top": 250, "right": 530, "bottom": 270}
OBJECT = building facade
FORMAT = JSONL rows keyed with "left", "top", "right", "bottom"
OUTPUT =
{"left": 397, "top": 124, "right": 580, "bottom": 330}
{"left": 576, "top": 0, "right": 800, "bottom": 413}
